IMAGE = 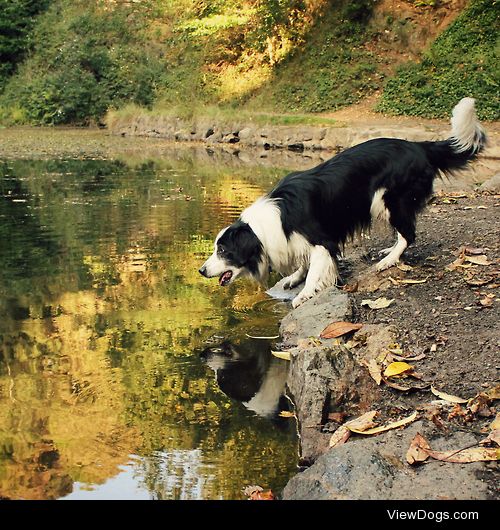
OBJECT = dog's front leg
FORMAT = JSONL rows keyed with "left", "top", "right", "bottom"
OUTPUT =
{"left": 291, "top": 246, "right": 338, "bottom": 308}
{"left": 283, "top": 265, "right": 307, "bottom": 289}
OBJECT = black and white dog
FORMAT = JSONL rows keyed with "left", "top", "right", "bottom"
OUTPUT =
{"left": 199, "top": 98, "right": 486, "bottom": 308}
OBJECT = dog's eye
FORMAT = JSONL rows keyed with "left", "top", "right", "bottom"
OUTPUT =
{"left": 219, "top": 247, "right": 225, "bottom": 254}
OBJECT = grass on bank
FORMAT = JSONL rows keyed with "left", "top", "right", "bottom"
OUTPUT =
{"left": 105, "top": 103, "right": 344, "bottom": 130}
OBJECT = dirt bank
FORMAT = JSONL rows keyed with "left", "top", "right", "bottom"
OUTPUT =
{"left": 276, "top": 190, "right": 499, "bottom": 500}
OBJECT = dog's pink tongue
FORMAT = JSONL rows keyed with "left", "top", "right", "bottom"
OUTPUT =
{"left": 219, "top": 271, "right": 232, "bottom": 286}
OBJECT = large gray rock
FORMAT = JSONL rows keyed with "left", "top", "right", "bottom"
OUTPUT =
{"left": 282, "top": 422, "right": 494, "bottom": 500}
{"left": 278, "top": 287, "right": 378, "bottom": 462}
{"left": 280, "top": 287, "right": 351, "bottom": 347}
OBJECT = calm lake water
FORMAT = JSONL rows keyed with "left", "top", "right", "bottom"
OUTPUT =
{"left": 0, "top": 135, "right": 301, "bottom": 500}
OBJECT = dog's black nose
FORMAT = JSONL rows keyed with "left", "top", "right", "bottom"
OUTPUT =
{"left": 199, "top": 266, "right": 208, "bottom": 277}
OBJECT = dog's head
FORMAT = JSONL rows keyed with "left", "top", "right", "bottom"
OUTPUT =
{"left": 199, "top": 220, "right": 264, "bottom": 286}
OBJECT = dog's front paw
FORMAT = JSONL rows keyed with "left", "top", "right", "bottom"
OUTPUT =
{"left": 291, "top": 292, "right": 312, "bottom": 308}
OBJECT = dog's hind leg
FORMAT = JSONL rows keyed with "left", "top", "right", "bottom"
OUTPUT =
{"left": 292, "top": 246, "right": 338, "bottom": 308}
{"left": 375, "top": 232, "right": 407, "bottom": 271}
{"left": 283, "top": 265, "right": 307, "bottom": 289}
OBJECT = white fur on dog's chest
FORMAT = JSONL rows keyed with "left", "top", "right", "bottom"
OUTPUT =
{"left": 240, "top": 197, "right": 312, "bottom": 275}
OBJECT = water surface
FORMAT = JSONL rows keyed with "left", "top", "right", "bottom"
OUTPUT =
{"left": 0, "top": 143, "right": 299, "bottom": 499}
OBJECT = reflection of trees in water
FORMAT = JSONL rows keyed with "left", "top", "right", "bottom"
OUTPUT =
{"left": 0, "top": 157, "right": 297, "bottom": 499}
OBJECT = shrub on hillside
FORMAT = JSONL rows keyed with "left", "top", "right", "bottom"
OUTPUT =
{"left": 377, "top": 0, "right": 499, "bottom": 120}
{"left": 0, "top": 0, "right": 164, "bottom": 125}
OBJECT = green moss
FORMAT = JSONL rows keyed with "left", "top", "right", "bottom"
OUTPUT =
{"left": 377, "top": 0, "right": 500, "bottom": 120}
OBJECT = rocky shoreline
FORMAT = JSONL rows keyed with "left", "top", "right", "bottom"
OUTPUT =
{"left": 277, "top": 287, "right": 497, "bottom": 500}
{"left": 108, "top": 115, "right": 500, "bottom": 187}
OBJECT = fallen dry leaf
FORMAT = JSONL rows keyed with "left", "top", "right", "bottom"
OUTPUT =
{"left": 245, "top": 334, "right": 280, "bottom": 340}
{"left": 486, "top": 385, "right": 500, "bottom": 400}
{"left": 278, "top": 411, "right": 295, "bottom": 418}
{"left": 427, "top": 447, "right": 499, "bottom": 463}
{"left": 479, "top": 294, "right": 494, "bottom": 307}
{"left": 480, "top": 429, "right": 500, "bottom": 447}
{"left": 348, "top": 411, "right": 418, "bottom": 435}
{"left": 365, "top": 358, "right": 382, "bottom": 385}
{"left": 465, "top": 255, "right": 492, "bottom": 266}
{"left": 271, "top": 350, "right": 291, "bottom": 361}
{"left": 447, "top": 404, "right": 468, "bottom": 421}
{"left": 465, "top": 275, "right": 494, "bottom": 286}
{"left": 329, "top": 425, "right": 351, "bottom": 448}
{"left": 406, "top": 434, "right": 500, "bottom": 465}
{"left": 329, "top": 411, "right": 378, "bottom": 448}
{"left": 431, "top": 386, "right": 468, "bottom": 404}
{"left": 396, "top": 263, "right": 413, "bottom": 272}
{"left": 397, "top": 278, "right": 429, "bottom": 285}
{"left": 406, "top": 433, "right": 432, "bottom": 464}
{"left": 384, "top": 361, "right": 414, "bottom": 378}
{"left": 391, "top": 352, "right": 426, "bottom": 362}
{"left": 345, "top": 410, "right": 379, "bottom": 431}
{"left": 320, "top": 321, "right": 363, "bottom": 339}
{"left": 361, "top": 297, "right": 395, "bottom": 310}
{"left": 446, "top": 256, "right": 465, "bottom": 271}
{"left": 490, "top": 413, "right": 500, "bottom": 430}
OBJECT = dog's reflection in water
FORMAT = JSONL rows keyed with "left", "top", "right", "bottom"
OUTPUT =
{"left": 200, "top": 341, "right": 289, "bottom": 418}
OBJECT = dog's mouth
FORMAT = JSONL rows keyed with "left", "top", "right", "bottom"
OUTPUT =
{"left": 219, "top": 270, "right": 233, "bottom": 286}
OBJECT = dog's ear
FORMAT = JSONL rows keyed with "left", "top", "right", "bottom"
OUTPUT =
{"left": 230, "top": 224, "right": 262, "bottom": 267}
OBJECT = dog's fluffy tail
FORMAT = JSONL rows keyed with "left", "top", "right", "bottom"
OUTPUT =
{"left": 424, "top": 97, "right": 487, "bottom": 175}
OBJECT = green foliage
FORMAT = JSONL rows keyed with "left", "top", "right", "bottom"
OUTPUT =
{"left": 0, "top": 0, "right": 497, "bottom": 124}
{"left": 377, "top": 0, "right": 500, "bottom": 120}
{"left": 0, "top": 0, "right": 165, "bottom": 125}
{"left": 0, "top": 0, "right": 51, "bottom": 88}
{"left": 249, "top": 0, "right": 380, "bottom": 112}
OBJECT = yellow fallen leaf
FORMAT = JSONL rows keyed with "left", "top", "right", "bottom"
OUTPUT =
{"left": 397, "top": 263, "right": 413, "bottom": 272}
{"left": 278, "top": 411, "right": 295, "bottom": 418}
{"left": 271, "top": 350, "right": 291, "bottom": 361}
{"left": 329, "top": 411, "right": 378, "bottom": 448}
{"left": 384, "top": 361, "right": 414, "bottom": 378}
{"left": 398, "top": 277, "right": 428, "bottom": 284}
{"left": 431, "top": 385, "right": 468, "bottom": 404}
{"left": 345, "top": 410, "right": 378, "bottom": 431}
{"left": 465, "top": 255, "right": 492, "bottom": 266}
{"left": 361, "top": 297, "right": 395, "bottom": 309}
{"left": 320, "top": 321, "right": 363, "bottom": 339}
{"left": 348, "top": 411, "right": 418, "bottom": 435}
{"left": 490, "top": 412, "right": 500, "bottom": 431}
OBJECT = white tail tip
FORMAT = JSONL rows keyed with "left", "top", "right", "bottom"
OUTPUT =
{"left": 450, "top": 97, "right": 486, "bottom": 154}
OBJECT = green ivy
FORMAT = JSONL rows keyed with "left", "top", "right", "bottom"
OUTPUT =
{"left": 377, "top": 0, "right": 500, "bottom": 120}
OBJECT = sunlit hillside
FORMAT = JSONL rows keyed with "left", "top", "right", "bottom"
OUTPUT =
{"left": 0, "top": 0, "right": 497, "bottom": 125}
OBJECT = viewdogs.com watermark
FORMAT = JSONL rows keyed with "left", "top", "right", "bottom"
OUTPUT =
{"left": 387, "top": 510, "right": 479, "bottom": 523}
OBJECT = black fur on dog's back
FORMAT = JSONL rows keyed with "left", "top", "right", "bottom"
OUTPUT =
{"left": 269, "top": 134, "right": 485, "bottom": 259}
